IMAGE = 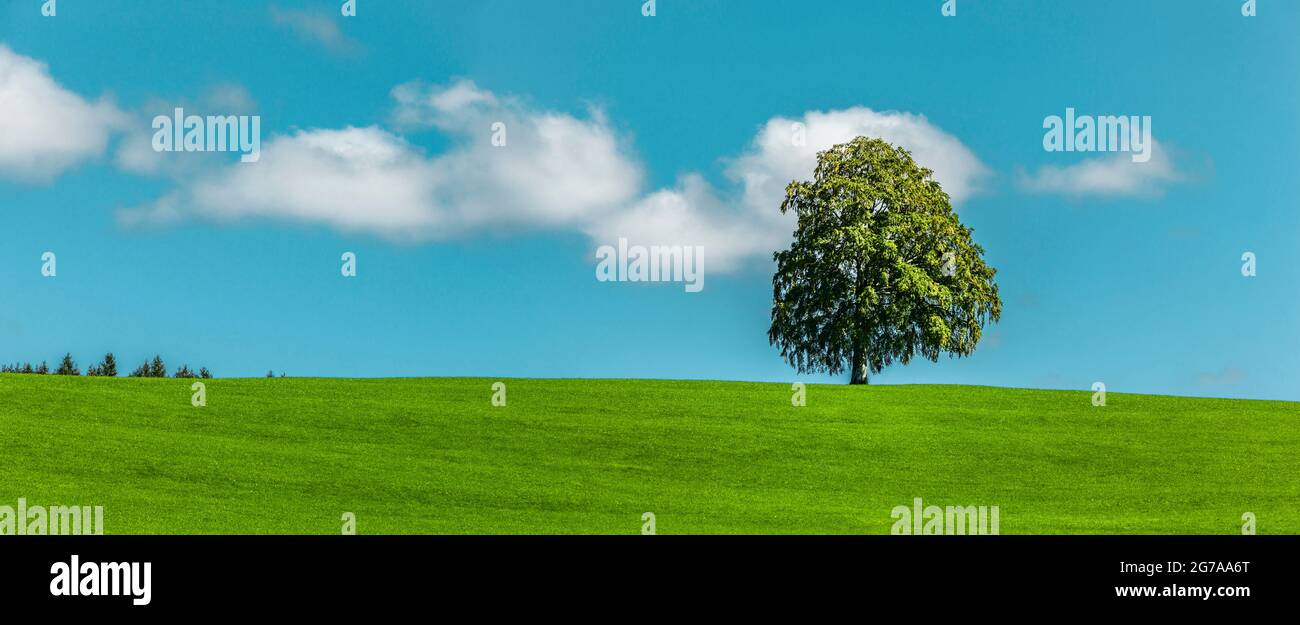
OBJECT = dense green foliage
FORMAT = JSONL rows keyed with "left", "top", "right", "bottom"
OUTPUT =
{"left": 771, "top": 138, "right": 1001, "bottom": 384}
{"left": 1, "top": 375, "right": 1295, "bottom": 534}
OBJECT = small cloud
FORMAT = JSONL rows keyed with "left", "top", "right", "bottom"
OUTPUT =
{"left": 1196, "top": 367, "right": 1248, "bottom": 387}
{"left": 200, "top": 83, "right": 256, "bottom": 114}
{"left": 1017, "top": 140, "right": 1184, "bottom": 198}
{"left": 390, "top": 79, "right": 500, "bottom": 131}
{"left": 270, "top": 7, "right": 361, "bottom": 55}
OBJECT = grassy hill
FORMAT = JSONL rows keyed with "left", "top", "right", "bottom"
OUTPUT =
{"left": 1, "top": 374, "right": 1296, "bottom": 534}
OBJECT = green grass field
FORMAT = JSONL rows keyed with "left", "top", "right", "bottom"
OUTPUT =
{"left": 1, "top": 374, "right": 1297, "bottom": 534}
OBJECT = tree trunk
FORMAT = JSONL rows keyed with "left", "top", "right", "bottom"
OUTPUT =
{"left": 850, "top": 350, "right": 869, "bottom": 385}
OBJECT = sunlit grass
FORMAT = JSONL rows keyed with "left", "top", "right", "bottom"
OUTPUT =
{"left": 1, "top": 375, "right": 1296, "bottom": 534}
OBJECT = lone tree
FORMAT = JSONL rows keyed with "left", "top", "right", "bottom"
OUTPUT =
{"left": 769, "top": 137, "right": 1001, "bottom": 385}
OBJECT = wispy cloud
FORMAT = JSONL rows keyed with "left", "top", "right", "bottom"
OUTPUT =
{"left": 1017, "top": 140, "right": 1184, "bottom": 198}
{"left": 1196, "top": 367, "right": 1248, "bottom": 387}
{"left": 270, "top": 6, "right": 361, "bottom": 55}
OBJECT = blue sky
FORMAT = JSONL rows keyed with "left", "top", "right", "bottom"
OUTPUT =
{"left": 1, "top": 0, "right": 1296, "bottom": 400}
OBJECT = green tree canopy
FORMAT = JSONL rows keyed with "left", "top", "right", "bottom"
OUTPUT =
{"left": 769, "top": 137, "right": 1001, "bottom": 385}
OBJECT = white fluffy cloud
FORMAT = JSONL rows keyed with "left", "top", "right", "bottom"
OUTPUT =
{"left": 1017, "top": 140, "right": 1183, "bottom": 197}
{"left": 389, "top": 81, "right": 644, "bottom": 231}
{"left": 590, "top": 108, "right": 991, "bottom": 270}
{"left": 124, "top": 127, "right": 444, "bottom": 236}
{"left": 122, "top": 80, "right": 989, "bottom": 273}
{"left": 122, "top": 80, "right": 644, "bottom": 238}
{"left": 0, "top": 44, "right": 125, "bottom": 182}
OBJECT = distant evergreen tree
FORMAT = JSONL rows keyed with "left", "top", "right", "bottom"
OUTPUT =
{"left": 98, "top": 353, "right": 118, "bottom": 377}
{"left": 266, "top": 370, "right": 275, "bottom": 378}
{"left": 55, "top": 353, "right": 79, "bottom": 376}
{"left": 4, "top": 352, "right": 207, "bottom": 378}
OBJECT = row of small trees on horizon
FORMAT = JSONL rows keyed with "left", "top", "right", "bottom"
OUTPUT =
{"left": 1, "top": 353, "right": 212, "bottom": 379}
